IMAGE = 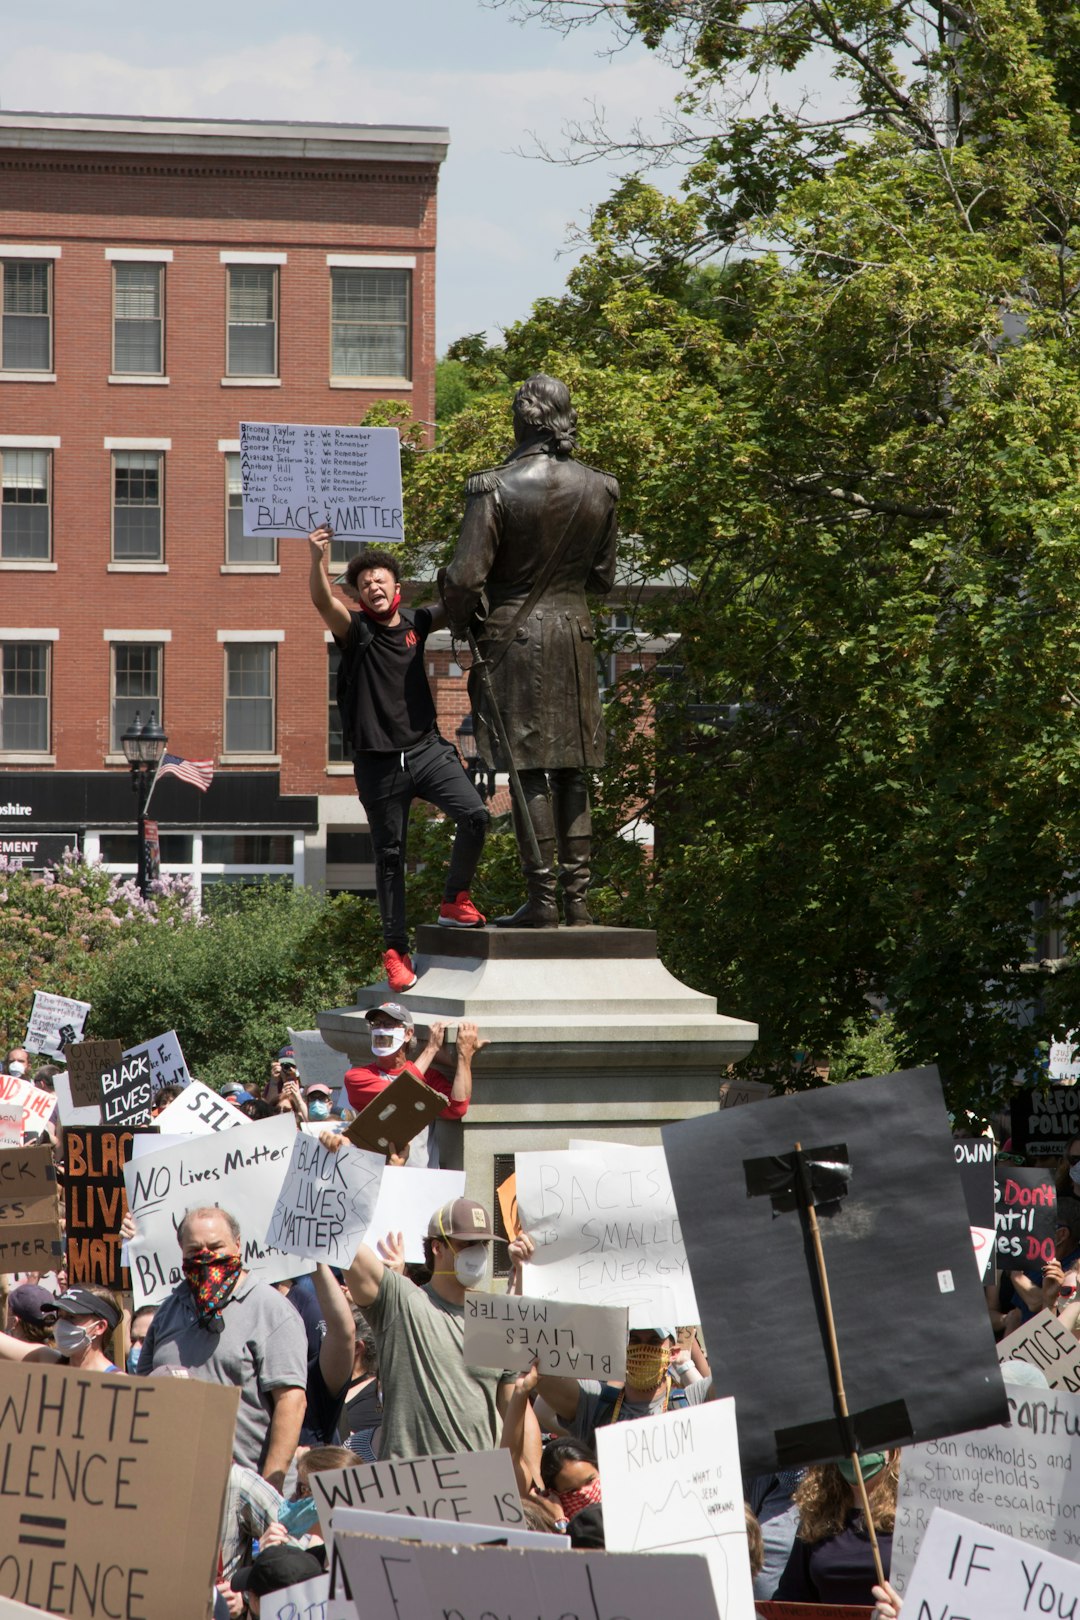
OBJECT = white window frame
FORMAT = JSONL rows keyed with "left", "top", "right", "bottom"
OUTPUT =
{"left": 225, "top": 263, "right": 280, "bottom": 380}
{"left": 111, "top": 260, "right": 165, "bottom": 378}
{"left": 328, "top": 258, "right": 413, "bottom": 387}
{"left": 0, "top": 634, "right": 54, "bottom": 758}
{"left": 0, "top": 254, "right": 56, "bottom": 376}
{"left": 220, "top": 636, "right": 280, "bottom": 761}
{"left": 109, "top": 640, "right": 164, "bottom": 755}
{"left": 0, "top": 439, "right": 55, "bottom": 565}
{"left": 110, "top": 447, "right": 165, "bottom": 564}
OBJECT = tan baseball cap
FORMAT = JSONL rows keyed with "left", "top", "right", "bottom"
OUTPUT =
{"left": 427, "top": 1198, "right": 504, "bottom": 1243}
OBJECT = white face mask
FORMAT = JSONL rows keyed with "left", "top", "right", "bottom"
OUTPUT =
{"left": 1070, "top": 1162, "right": 1080, "bottom": 1191}
{"left": 7, "top": 1062, "right": 25, "bottom": 1078}
{"left": 370, "top": 1025, "right": 408, "bottom": 1058}
{"left": 454, "top": 1245, "right": 490, "bottom": 1289}
{"left": 54, "top": 1319, "right": 92, "bottom": 1357}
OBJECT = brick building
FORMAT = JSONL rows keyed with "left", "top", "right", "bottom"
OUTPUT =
{"left": 0, "top": 111, "right": 448, "bottom": 900}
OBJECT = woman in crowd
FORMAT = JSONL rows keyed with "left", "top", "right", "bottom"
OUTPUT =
{"left": 774, "top": 1450, "right": 899, "bottom": 1605}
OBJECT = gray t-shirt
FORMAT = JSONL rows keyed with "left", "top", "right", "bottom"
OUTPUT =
{"left": 363, "top": 1268, "right": 506, "bottom": 1461}
{"left": 137, "top": 1275, "right": 309, "bottom": 1471}
{"left": 573, "top": 1374, "right": 712, "bottom": 1447}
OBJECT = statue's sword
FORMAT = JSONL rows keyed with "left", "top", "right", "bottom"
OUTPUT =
{"left": 465, "top": 630, "right": 543, "bottom": 868}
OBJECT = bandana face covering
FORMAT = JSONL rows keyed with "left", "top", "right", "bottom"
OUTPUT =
{"left": 558, "top": 1476, "right": 603, "bottom": 1521}
{"left": 624, "top": 1342, "right": 672, "bottom": 1388}
{"left": 358, "top": 589, "right": 402, "bottom": 624}
{"left": 183, "top": 1247, "right": 243, "bottom": 1327}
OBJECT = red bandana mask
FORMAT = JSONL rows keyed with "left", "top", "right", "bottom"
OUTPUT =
{"left": 558, "top": 1476, "right": 603, "bottom": 1521}
{"left": 183, "top": 1247, "right": 242, "bottom": 1326}
{"left": 358, "top": 591, "right": 402, "bottom": 624}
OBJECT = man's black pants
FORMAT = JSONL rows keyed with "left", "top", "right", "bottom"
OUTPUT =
{"left": 353, "top": 732, "right": 490, "bottom": 949}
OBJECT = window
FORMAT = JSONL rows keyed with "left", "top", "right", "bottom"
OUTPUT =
{"left": 113, "top": 264, "right": 163, "bottom": 374}
{"left": 225, "top": 644, "right": 275, "bottom": 753}
{"left": 225, "top": 452, "right": 275, "bottom": 565}
{"left": 329, "top": 536, "right": 365, "bottom": 571}
{"left": 2, "top": 261, "right": 51, "bottom": 371}
{"left": 1, "top": 450, "right": 50, "bottom": 559}
{"left": 1, "top": 642, "right": 50, "bottom": 752}
{"left": 111, "top": 643, "right": 162, "bottom": 752}
{"left": 113, "top": 451, "right": 163, "bottom": 560}
{"left": 328, "top": 643, "right": 346, "bottom": 761}
{"left": 227, "top": 266, "right": 277, "bottom": 377}
{"left": 330, "top": 268, "right": 410, "bottom": 379}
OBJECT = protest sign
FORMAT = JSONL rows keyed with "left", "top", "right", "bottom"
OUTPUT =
{"left": 496, "top": 1170, "right": 520, "bottom": 1241}
{"left": 891, "top": 1383, "right": 1080, "bottom": 1591}
{"left": 464, "top": 1293, "right": 628, "bottom": 1379}
{"left": 129, "top": 1029, "right": 190, "bottom": 1093}
{"left": 365, "top": 1166, "right": 465, "bottom": 1263}
{"left": 152, "top": 1078, "right": 244, "bottom": 1136}
{"left": 123, "top": 1112, "right": 313, "bottom": 1307}
{"left": 98, "top": 1048, "right": 152, "bottom": 1128}
{"left": 333, "top": 1532, "right": 719, "bottom": 1620}
{"left": 719, "top": 1077, "right": 774, "bottom": 1108}
{"left": 0, "top": 1597, "right": 72, "bottom": 1618}
{"left": 240, "top": 421, "right": 403, "bottom": 542}
{"left": 51, "top": 1072, "right": 101, "bottom": 1130}
{"left": 1051, "top": 1033, "right": 1080, "bottom": 1082}
{"left": 62, "top": 1040, "right": 122, "bottom": 1111}
{"left": 24, "top": 992, "right": 89, "bottom": 1060}
{"left": 287, "top": 1027, "right": 350, "bottom": 1098}
{"left": 1011, "top": 1085, "right": 1080, "bottom": 1155}
{"left": 901, "top": 1506, "right": 1080, "bottom": 1620}
{"left": 663, "top": 1067, "right": 1009, "bottom": 1476}
{"left": 261, "top": 1574, "right": 330, "bottom": 1620}
{"left": 597, "top": 1394, "right": 754, "bottom": 1620}
{"left": 64, "top": 1125, "right": 149, "bottom": 1290}
{"left": 516, "top": 1143, "right": 699, "bottom": 1327}
{"left": 309, "top": 1447, "right": 525, "bottom": 1534}
{"left": 0, "top": 1073, "right": 55, "bottom": 1132}
{"left": 994, "top": 1165, "right": 1057, "bottom": 1266}
{"left": 997, "top": 1307, "right": 1080, "bottom": 1391}
{"left": 953, "top": 1136, "right": 996, "bottom": 1231}
{"left": 0, "top": 1145, "right": 61, "bottom": 1272}
{"left": 265, "top": 1133, "right": 384, "bottom": 1265}
{"left": 344, "top": 1071, "right": 446, "bottom": 1156}
{"left": 0, "top": 1358, "right": 237, "bottom": 1620}
{"left": 971, "top": 1224, "right": 996, "bottom": 1282}
{"left": 0, "top": 1105, "right": 21, "bottom": 1147}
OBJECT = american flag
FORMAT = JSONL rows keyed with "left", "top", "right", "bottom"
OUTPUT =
{"left": 156, "top": 753, "right": 214, "bottom": 792}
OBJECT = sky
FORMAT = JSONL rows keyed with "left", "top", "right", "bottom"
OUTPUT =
{"left": 1, "top": 0, "right": 694, "bottom": 351}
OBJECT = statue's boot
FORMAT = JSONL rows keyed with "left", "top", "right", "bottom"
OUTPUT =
{"left": 553, "top": 767, "right": 594, "bottom": 927}
{"left": 496, "top": 770, "right": 559, "bottom": 927}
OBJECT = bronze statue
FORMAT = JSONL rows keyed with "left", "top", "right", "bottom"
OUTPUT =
{"left": 441, "top": 375, "right": 619, "bottom": 926}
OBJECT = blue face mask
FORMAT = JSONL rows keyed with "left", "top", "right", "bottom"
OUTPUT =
{"left": 126, "top": 1345, "right": 142, "bottom": 1374}
{"left": 308, "top": 1100, "right": 330, "bottom": 1121}
{"left": 277, "top": 1494, "right": 319, "bottom": 1538}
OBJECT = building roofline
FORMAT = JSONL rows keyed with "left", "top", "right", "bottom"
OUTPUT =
{"left": 0, "top": 110, "right": 449, "bottom": 166}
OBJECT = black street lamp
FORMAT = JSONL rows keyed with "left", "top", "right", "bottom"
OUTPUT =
{"left": 120, "top": 708, "right": 168, "bottom": 896}
{"left": 456, "top": 712, "right": 496, "bottom": 803}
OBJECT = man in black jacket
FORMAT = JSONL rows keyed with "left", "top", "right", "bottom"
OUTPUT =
{"left": 309, "top": 527, "right": 488, "bottom": 993}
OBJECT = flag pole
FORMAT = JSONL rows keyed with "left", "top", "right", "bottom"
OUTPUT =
{"left": 141, "top": 750, "right": 167, "bottom": 818}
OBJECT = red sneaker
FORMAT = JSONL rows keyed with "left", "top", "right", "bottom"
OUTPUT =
{"left": 383, "top": 948, "right": 418, "bottom": 993}
{"left": 438, "top": 891, "right": 486, "bottom": 928}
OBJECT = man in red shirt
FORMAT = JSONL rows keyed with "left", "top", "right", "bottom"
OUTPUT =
{"left": 343, "top": 1003, "right": 487, "bottom": 1168}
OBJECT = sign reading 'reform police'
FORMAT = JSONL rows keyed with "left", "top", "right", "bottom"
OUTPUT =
{"left": 239, "top": 422, "right": 403, "bottom": 541}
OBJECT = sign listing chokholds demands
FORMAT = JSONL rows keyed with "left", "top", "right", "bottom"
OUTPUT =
{"left": 1011, "top": 1085, "right": 1080, "bottom": 1155}
{"left": 64, "top": 1126, "right": 152, "bottom": 1292}
{"left": 994, "top": 1165, "right": 1058, "bottom": 1267}
{"left": 0, "top": 1358, "right": 238, "bottom": 1620}
{"left": 463, "top": 1293, "right": 628, "bottom": 1381}
{"left": 0, "top": 1145, "right": 62, "bottom": 1273}
{"left": 239, "top": 421, "right": 403, "bottom": 542}
{"left": 23, "top": 991, "right": 90, "bottom": 1061}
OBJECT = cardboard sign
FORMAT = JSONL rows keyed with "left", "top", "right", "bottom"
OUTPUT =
{"left": 891, "top": 1384, "right": 1080, "bottom": 1590}
{"left": 344, "top": 1071, "right": 446, "bottom": 1155}
{"left": 365, "top": 1166, "right": 465, "bottom": 1263}
{"left": 663, "top": 1067, "right": 1010, "bottom": 1476}
{"left": 516, "top": 1144, "right": 699, "bottom": 1327}
{"left": 261, "top": 1574, "right": 330, "bottom": 1620}
{"left": 0, "top": 1106, "right": 22, "bottom": 1147}
{"left": 464, "top": 1293, "right": 628, "bottom": 1380}
{"left": 240, "top": 421, "right": 403, "bottom": 541}
{"left": 496, "top": 1170, "right": 520, "bottom": 1241}
{"left": 718, "top": 1077, "right": 774, "bottom": 1108}
{"left": 309, "top": 1448, "right": 525, "bottom": 1535}
{"left": 0, "top": 1074, "right": 56, "bottom": 1132}
{"left": 0, "top": 1358, "right": 238, "bottom": 1620}
{"left": 333, "top": 1532, "right": 719, "bottom": 1620}
{"left": 64, "top": 1125, "right": 148, "bottom": 1291}
{"left": 901, "top": 1506, "right": 1080, "bottom": 1620}
{"left": 953, "top": 1136, "right": 996, "bottom": 1231}
{"left": 265, "top": 1133, "right": 384, "bottom": 1265}
{"left": 152, "top": 1078, "right": 245, "bottom": 1136}
{"left": 98, "top": 1049, "right": 153, "bottom": 1128}
{"left": 1012, "top": 1084, "right": 1080, "bottom": 1154}
{"left": 997, "top": 1306, "right": 1080, "bottom": 1389}
{"left": 63, "top": 1040, "right": 123, "bottom": 1110}
{"left": 994, "top": 1165, "right": 1057, "bottom": 1266}
{"left": 123, "top": 1112, "right": 314, "bottom": 1307}
{"left": 0, "top": 1145, "right": 61, "bottom": 1271}
{"left": 24, "top": 991, "right": 89, "bottom": 1059}
{"left": 598, "top": 1395, "right": 754, "bottom": 1620}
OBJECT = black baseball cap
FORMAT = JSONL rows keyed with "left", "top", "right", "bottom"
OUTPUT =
{"left": 232, "top": 1546, "right": 324, "bottom": 1596}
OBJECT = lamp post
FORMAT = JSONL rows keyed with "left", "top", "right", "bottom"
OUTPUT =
{"left": 455, "top": 712, "right": 496, "bottom": 803}
{"left": 120, "top": 709, "right": 167, "bottom": 897}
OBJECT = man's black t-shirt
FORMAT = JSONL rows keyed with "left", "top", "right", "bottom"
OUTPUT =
{"left": 340, "top": 607, "right": 436, "bottom": 752}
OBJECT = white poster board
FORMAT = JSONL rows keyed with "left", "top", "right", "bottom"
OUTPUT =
{"left": 0, "top": 1073, "right": 55, "bottom": 1132}
{"left": 52, "top": 1069, "right": 102, "bottom": 1128}
{"left": 365, "top": 1166, "right": 465, "bottom": 1263}
{"left": 464, "top": 1292, "right": 628, "bottom": 1380}
{"left": 23, "top": 991, "right": 90, "bottom": 1059}
{"left": 597, "top": 1394, "right": 754, "bottom": 1620}
{"left": 902, "top": 1506, "right": 1080, "bottom": 1620}
{"left": 240, "top": 422, "right": 403, "bottom": 542}
{"left": 891, "top": 1384, "right": 1080, "bottom": 1591}
{"left": 153, "top": 1079, "right": 246, "bottom": 1137}
{"left": 516, "top": 1144, "right": 699, "bottom": 1327}
{"left": 309, "top": 1448, "right": 525, "bottom": 1534}
{"left": 0, "top": 1105, "right": 22, "bottom": 1146}
{"left": 260, "top": 1573, "right": 330, "bottom": 1620}
{"left": 123, "top": 1113, "right": 313, "bottom": 1306}
{"left": 265, "top": 1133, "right": 384, "bottom": 1265}
{"left": 128, "top": 1029, "right": 191, "bottom": 1092}
{"left": 1051, "top": 1032, "right": 1080, "bottom": 1082}
{"left": 288, "top": 1027, "right": 351, "bottom": 1100}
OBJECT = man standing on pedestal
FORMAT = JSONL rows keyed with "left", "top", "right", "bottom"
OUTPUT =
{"left": 441, "top": 375, "right": 619, "bottom": 927}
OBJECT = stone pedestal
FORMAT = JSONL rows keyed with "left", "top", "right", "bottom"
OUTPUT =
{"left": 317, "top": 925, "right": 757, "bottom": 1204}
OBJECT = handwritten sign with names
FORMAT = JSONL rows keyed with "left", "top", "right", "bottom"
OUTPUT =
{"left": 902, "top": 1507, "right": 1080, "bottom": 1620}
{"left": 123, "top": 1112, "right": 313, "bottom": 1307}
{"left": 24, "top": 991, "right": 90, "bottom": 1059}
{"left": 240, "top": 422, "right": 403, "bottom": 542}
{"left": 265, "top": 1133, "right": 384, "bottom": 1266}
{"left": 464, "top": 1293, "right": 628, "bottom": 1380}
{"left": 153, "top": 1078, "right": 245, "bottom": 1136}
{"left": 0, "top": 1145, "right": 61, "bottom": 1272}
